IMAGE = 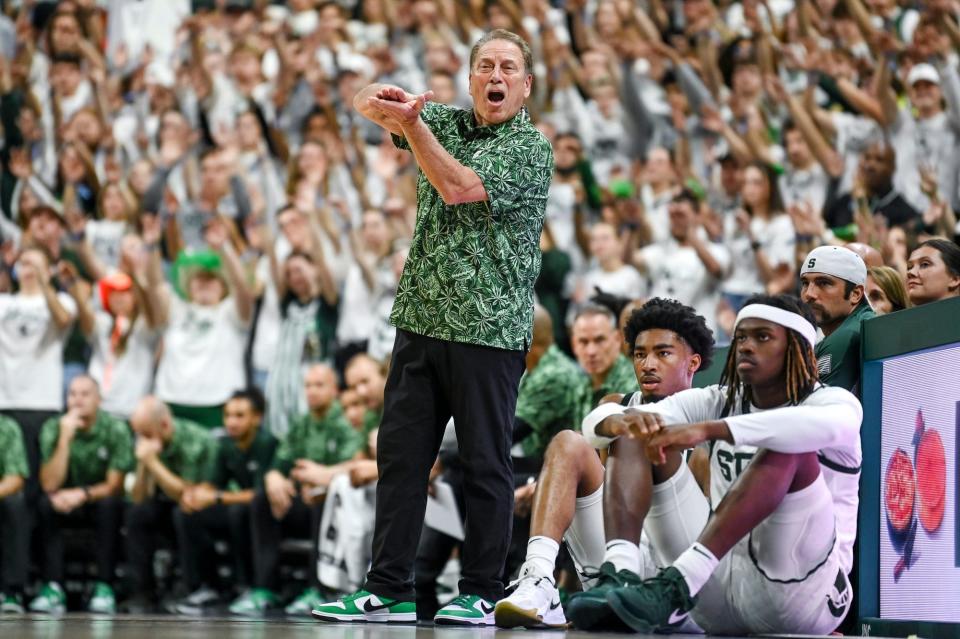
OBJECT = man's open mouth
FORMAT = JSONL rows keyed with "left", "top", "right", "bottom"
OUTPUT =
{"left": 487, "top": 89, "right": 505, "bottom": 105}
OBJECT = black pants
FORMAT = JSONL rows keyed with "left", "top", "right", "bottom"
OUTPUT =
{"left": 35, "top": 493, "right": 125, "bottom": 585}
{"left": 364, "top": 330, "right": 526, "bottom": 602}
{"left": 250, "top": 491, "right": 323, "bottom": 591}
{"left": 173, "top": 503, "right": 252, "bottom": 591}
{"left": 0, "top": 493, "right": 29, "bottom": 593}
{"left": 2, "top": 409, "right": 57, "bottom": 503}
{"left": 414, "top": 468, "right": 465, "bottom": 620}
{"left": 125, "top": 497, "right": 176, "bottom": 596}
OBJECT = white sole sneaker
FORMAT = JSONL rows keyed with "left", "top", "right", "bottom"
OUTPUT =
{"left": 495, "top": 600, "right": 567, "bottom": 629}
{"left": 310, "top": 609, "right": 417, "bottom": 624}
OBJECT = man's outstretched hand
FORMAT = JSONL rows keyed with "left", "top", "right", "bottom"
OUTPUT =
{"left": 368, "top": 89, "right": 435, "bottom": 126}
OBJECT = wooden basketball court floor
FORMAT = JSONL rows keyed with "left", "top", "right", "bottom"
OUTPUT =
{"left": 0, "top": 615, "right": 785, "bottom": 638}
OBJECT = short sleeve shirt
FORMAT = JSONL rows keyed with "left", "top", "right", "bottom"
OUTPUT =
{"left": 40, "top": 411, "right": 134, "bottom": 487}
{"left": 272, "top": 402, "right": 363, "bottom": 475}
{"left": 580, "top": 354, "right": 640, "bottom": 419}
{"left": 515, "top": 345, "right": 588, "bottom": 457}
{"left": 159, "top": 419, "right": 216, "bottom": 484}
{"left": 209, "top": 427, "right": 277, "bottom": 491}
{"left": 391, "top": 102, "right": 554, "bottom": 351}
{"left": 0, "top": 416, "right": 28, "bottom": 478}
{"left": 816, "top": 301, "right": 875, "bottom": 393}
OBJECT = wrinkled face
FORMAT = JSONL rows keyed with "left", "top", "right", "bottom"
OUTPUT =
{"left": 784, "top": 129, "right": 812, "bottom": 168}
{"left": 589, "top": 223, "right": 619, "bottom": 262}
{"left": 632, "top": 329, "right": 699, "bottom": 401}
{"left": 107, "top": 289, "right": 136, "bottom": 317}
{"left": 865, "top": 274, "right": 893, "bottom": 315}
{"left": 304, "top": 366, "right": 339, "bottom": 412}
{"left": 66, "top": 376, "right": 100, "bottom": 419}
{"left": 345, "top": 359, "right": 386, "bottom": 411}
{"left": 223, "top": 397, "right": 260, "bottom": 440}
{"left": 340, "top": 388, "right": 366, "bottom": 429}
{"left": 188, "top": 271, "right": 226, "bottom": 306}
{"left": 572, "top": 313, "right": 621, "bottom": 377}
{"left": 741, "top": 166, "right": 769, "bottom": 208}
{"left": 906, "top": 245, "right": 960, "bottom": 305}
{"left": 908, "top": 79, "right": 942, "bottom": 115}
{"left": 733, "top": 318, "right": 788, "bottom": 387}
{"left": 468, "top": 39, "right": 531, "bottom": 126}
{"left": 284, "top": 254, "right": 316, "bottom": 299}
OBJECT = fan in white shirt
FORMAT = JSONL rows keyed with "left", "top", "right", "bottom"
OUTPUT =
{"left": 578, "top": 295, "right": 861, "bottom": 636}
{"left": 577, "top": 222, "right": 646, "bottom": 305}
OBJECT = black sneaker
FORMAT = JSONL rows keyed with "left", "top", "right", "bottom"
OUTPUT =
{"left": 605, "top": 566, "right": 697, "bottom": 633}
{"left": 565, "top": 562, "right": 643, "bottom": 631}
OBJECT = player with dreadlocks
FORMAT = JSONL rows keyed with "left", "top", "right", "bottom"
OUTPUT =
{"left": 576, "top": 294, "right": 863, "bottom": 635}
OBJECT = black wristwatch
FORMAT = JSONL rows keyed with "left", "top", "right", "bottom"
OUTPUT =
{"left": 750, "top": 240, "right": 762, "bottom": 251}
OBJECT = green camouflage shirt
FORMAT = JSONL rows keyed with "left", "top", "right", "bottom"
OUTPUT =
{"left": 0, "top": 416, "right": 28, "bottom": 478}
{"left": 159, "top": 419, "right": 216, "bottom": 484}
{"left": 272, "top": 402, "right": 363, "bottom": 475}
{"left": 40, "top": 411, "right": 134, "bottom": 487}
{"left": 209, "top": 427, "right": 277, "bottom": 492}
{"left": 391, "top": 103, "right": 554, "bottom": 351}
{"left": 515, "top": 345, "right": 587, "bottom": 457}
{"left": 579, "top": 354, "right": 640, "bottom": 420}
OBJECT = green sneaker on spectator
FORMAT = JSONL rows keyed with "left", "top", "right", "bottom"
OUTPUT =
{"left": 284, "top": 587, "right": 325, "bottom": 617}
{"left": 88, "top": 582, "right": 116, "bottom": 615}
{"left": 311, "top": 589, "right": 416, "bottom": 623}
{"left": 29, "top": 582, "right": 66, "bottom": 615}
{"left": 229, "top": 588, "right": 278, "bottom": 617}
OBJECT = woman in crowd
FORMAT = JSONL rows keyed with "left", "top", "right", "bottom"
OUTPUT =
{"left": 865, "top": 266, "right": 910, "bottom": 315}
{"left": 905, "top": 238, "right": 960, "bottom": 306}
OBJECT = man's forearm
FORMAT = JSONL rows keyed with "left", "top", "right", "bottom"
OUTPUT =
{"left": 401, "top": 118, "right": 487, "bottom": 205}
{"left": 40, "top": 438, "right": 71, "bottom": 492}
{"left": 144, "top": 456, "right": 187, "bottom": 501}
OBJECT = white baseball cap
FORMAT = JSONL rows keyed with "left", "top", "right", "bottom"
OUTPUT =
{"left": 907, "top": 63, "right": 940, "bottom": 87}
{"left": 801, "top": 246, "right": 867, "bottom": 286}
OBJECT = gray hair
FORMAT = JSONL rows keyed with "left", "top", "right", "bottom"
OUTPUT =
{"left": 469, "top": 29, "right": 533, "bottom": 76}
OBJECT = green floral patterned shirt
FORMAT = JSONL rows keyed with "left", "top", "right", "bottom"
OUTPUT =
{"left": 391, "top": 103, "right": 554, "bottom": 351}
{"left": 515, "top": 345, "right": 588, "bottom": 457}
{"left": 40, "top": 411, "right": 134, "bottom": 487}
{"left": 579, "top": 354, "right": 640, "bottom": 421}
{"left": 159, "top": 419, "right": 216, "bottom": 484}
{"left": 272, "top": 402, "right": 363, "bottom": 475}
{"left": 0, "top": 416, "right": 28, "bottom": 478}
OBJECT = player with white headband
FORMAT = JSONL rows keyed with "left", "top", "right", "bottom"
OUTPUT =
{"left": 572, "top": 293, "right": 863, "bottom": 635}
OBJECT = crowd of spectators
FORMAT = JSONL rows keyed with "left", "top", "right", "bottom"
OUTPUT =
{"left": 1, "top": 0, "right": 960, "bottom": 620}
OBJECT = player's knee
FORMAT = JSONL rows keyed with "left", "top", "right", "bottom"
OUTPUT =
{"left": 545, "top": 429, "right": 591, "bottom": 466}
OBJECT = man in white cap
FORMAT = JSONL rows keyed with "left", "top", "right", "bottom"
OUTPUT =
{"left": 577, "top": 293, "right": 862, "bottom": 635}
{"left": 884, "top": 60, "right": 960, "bottom": 212}
{"left": 799, "top": 245, "right": 874, "bottom": 392}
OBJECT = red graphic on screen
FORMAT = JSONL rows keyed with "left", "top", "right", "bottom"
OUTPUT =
{"left": 886, "top": 448, "right": 916, "bottom": 533}
{"left": 884, "top": 409, "right": 948, "bottom": 581}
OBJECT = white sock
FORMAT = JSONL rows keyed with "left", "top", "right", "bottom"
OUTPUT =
{"left": 523, "top": 536, "right": 560, "bottom": 579}
{"left": 603, "top": 539, "right": 640, "bottom": 574}
{"left": 673, "top": 542, "right": 719, "bottom": 596}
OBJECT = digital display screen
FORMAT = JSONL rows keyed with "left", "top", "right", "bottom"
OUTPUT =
{"left": 879, "top": 344, "right": 959, "bottom": 622}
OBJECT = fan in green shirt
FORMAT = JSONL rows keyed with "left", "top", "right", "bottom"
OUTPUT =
{"left": 0, "top": 416, "right": 28, "bottom": 610}
{"left": 0, "top": 416, "right": 29, "bottom": 486}
{"left": 344, "top": 354, "right": 386, "bottom": 440}
{"left": 799, "top": 246, "right": 875, "bottom": 393}
{"left": 514, "top": 306, "right": 588, "bottom": 460}
{"left": 571, "top": 305, "right": 640, "bottom": 421}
